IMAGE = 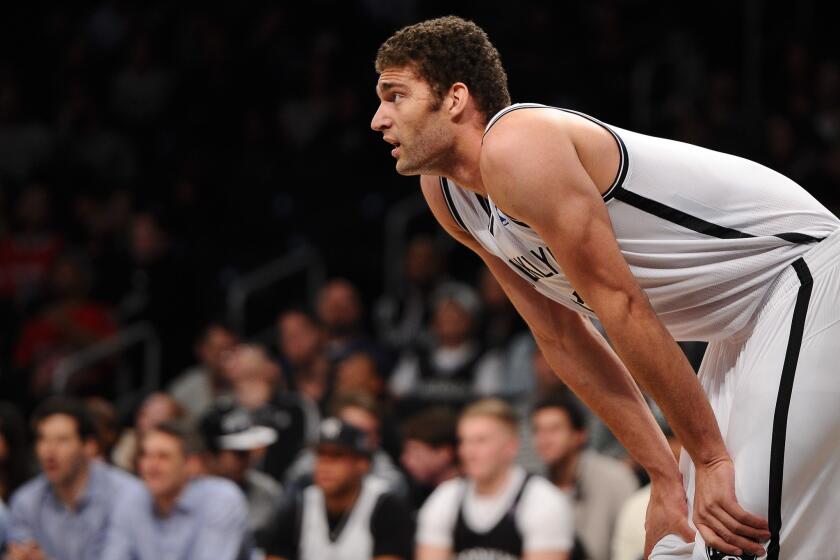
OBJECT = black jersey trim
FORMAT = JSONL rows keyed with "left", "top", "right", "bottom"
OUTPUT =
{"left": 474, "top": 193, "right": 492, "bottom": 218}
{"left": 766, "top": 257, "right": 812, "bottom": 560}
{"left": 483, "top": 103, "right": 629, "bottom": 203}
{"left": 613, "top": 187, "right": 824, "bottom": 244}
{"left": 440, "top": 177, "right": 468, "bottom": 232}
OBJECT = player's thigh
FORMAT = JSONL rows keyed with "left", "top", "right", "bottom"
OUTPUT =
{"left": 727, "top": 267, "right": 840, "bottom": 553}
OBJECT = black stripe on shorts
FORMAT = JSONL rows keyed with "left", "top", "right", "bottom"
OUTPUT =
{"left": 766, "top": 257, "right": 813, "bottom": 560}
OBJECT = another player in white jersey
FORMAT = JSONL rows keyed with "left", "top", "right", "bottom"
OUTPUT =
{"left": 371, "top": 16, "right": 840, "bottom": 560}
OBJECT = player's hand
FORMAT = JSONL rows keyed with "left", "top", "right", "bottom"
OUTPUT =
{"left": 693, "top": 457, "right": 770, "bottom": 557}
{"left": 644, "top": 476, "right": 694, "bottom": 559}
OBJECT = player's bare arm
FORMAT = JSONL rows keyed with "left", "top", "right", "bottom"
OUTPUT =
{"left": 479, "top": 109, "right": 771, "bottom": 556}
{"left": 421, "top": 175, "right": 686, "bottom": 558}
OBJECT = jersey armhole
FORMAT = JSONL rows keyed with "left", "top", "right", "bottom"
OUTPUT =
{"left": 439, "top": 177, "right": 469, "bottom": 232}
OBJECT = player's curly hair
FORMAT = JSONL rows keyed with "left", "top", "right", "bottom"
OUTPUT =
{"left": 375, "top": 16, "right": 511, "bottom": 122}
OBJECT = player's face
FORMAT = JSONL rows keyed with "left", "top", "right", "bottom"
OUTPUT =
{"left": 457, "top": 416, "right": 517, "bottom": 484}
{"left": 372, "top": 66, "right": 454, "bottom": 175}
{"left": 531, "top": 408, "right": 585, "bottom": 465}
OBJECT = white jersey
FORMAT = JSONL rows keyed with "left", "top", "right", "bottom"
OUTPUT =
{"left": 442, "top": 103, "right": 840, "bottom": 341}
{"left": 299, "top": 476, "right": 388, "bottom": 560}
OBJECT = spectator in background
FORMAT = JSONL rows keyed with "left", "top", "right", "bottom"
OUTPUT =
{"left": 611, "top": 429, "right": 682, "bottom": 560}
{"left": 0, "top": 183, "right": 63, "bottom": 309}
{"left": 12, "top": 251, "right": 118, "bottom": 400}
{"left": 390, "top": 285, "right": 504, "bottom": 411}
{"left": 264, "top": 418, "right": 414, "bottom": 560}
{"left": 316, "top": 278, "right": 380, "bottom": 364}
{"left": 7, "top": 398, "right": 144, "bottom": 560}
{"left": 0, "top": 403, "right": 34, "bottom": 503}
{"left": 374, "top": 234, "right": 449, "bottom": 350}
{"left": 199, "top": 399, "right": 282, "bottom": 548}
{"left": 532, "top": 395, "right": 638, "bottom": 560}
{"left": 103, "top": 420, "right": 252, "bottom": 560}
{"left": 285, "top": 392, "right": 407, "bottom": 497}
{"left": 1, "top": 498, "right": 7, "bottom": 554}
{"left": 276, "top": 310, "right": 331, "bottom": 409}
{"left": 334, "top": 351, "right": 386, "bottom": 404}
{"left": 112, "top": 392, "right": 185, "bottom": 471}
{"left": 399, "top": 406, "right": 459, "bottom": 509}
{"left": 84, "top": 397, "right": 120, "bottom": 461}
{"left": 223, "top": 344, "right": 312, "bottom": 481}
{"left": 168, "top": 321, "right": 239, "bottom": 419}
{"left": 333, "top": 351, "right": 403, "bottom": 465}
{"left": 476, "top": 267, "right": 527, "bottom": 350}
{"left": 121, "top": 210, "right": 198, "bottom": 380}
{"left": 416, "top": 399, "right": 573, "bottom": 560}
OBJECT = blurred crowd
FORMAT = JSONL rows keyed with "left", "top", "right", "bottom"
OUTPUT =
{"left": 1, "top": 1, "right": 838, "bottom": 559}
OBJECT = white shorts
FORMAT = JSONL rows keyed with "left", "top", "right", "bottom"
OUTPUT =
{"left": 652, "top": 229, "right": 840, "bottom": 560}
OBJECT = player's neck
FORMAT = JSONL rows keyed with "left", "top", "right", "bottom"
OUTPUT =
{"left": 441, "top": 123, "right": 486, "bottom": 195}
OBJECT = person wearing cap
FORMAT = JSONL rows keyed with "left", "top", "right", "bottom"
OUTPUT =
{"left": 101, "top": 420, "right": 252, "bottom": 560}
{"left": 199, "top": 398, "right": 283, "bottom": 545}
{"left": 264, "top": 418, "right": 414, "bottom": 560}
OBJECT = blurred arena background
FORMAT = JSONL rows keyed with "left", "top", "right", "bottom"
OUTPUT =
{"left": 0, "top": 1, "right": 838, "bottom": 557}
{"left": 2, "top": 0, "right": 837, "bottom": 408}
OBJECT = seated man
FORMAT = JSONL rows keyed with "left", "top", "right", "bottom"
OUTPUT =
{"left": 199, "top": 399, "right": 282, "bottom": 546}
{"left": 285, "top": 392, "right": 408, "bottom": 497}
{"left": 417, "top": 398, "right": 573, "bottom": 560}
{"left": 102, "top": 420, "right": 252, "bottom": 560}
{"left": 399, "top": 406, "right": 460, "bottom": 509}
{"left": 7, "top": 398, "right": 144, "bottom": 560}
{"left": 265, "top": 418, "right": 414, "bottom": 560}
{"left": 167, "top": 321, "right": 239, "bottom": 419}
{"left": 531, "top": 394, "right": 639, "bottom": 560}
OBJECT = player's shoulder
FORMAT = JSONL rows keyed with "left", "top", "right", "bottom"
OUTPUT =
{"left": 482, "top": 104, "right": 572, "bottom": 156}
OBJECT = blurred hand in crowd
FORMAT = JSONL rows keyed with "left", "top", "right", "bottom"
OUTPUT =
{"left": 5, "top": 540, "right": 47, "bottom": 560}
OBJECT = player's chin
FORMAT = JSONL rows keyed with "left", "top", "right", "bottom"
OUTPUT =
{"left": 395, "top": 159, "right": 422, "bottom": 176}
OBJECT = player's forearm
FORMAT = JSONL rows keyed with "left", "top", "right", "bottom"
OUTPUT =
{"left": 596, "top": 295, "right": 729, "bottom": 467}
{"left": 536, "top": 315, "right": 680, "bottom": 483}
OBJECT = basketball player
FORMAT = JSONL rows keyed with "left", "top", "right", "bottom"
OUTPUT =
{"left": 371, "top": 16, "right": 840, "bottom": 560}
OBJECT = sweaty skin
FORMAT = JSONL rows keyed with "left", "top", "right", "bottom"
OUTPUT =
{"left": 372, "top": 67, "right": 771, "bottom": 558}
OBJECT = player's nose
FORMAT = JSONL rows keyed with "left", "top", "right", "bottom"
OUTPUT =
{"left": 370, "top": 103, "right": 390, "bottom": 131}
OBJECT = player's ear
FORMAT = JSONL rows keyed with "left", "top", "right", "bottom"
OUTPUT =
{"left": 447, "top": 82, "right": 470, "bottom": 117}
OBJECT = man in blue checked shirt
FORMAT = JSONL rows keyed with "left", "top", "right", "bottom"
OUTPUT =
{"left": 102, "top": 419, "right": 252, "bottom": 560}
{"left": 6, "top": 398, "right": 145, "bottom": 560}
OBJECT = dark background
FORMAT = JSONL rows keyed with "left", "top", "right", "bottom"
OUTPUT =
{"left": 1, "top": 0, "right": 838, "bottom": 406}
